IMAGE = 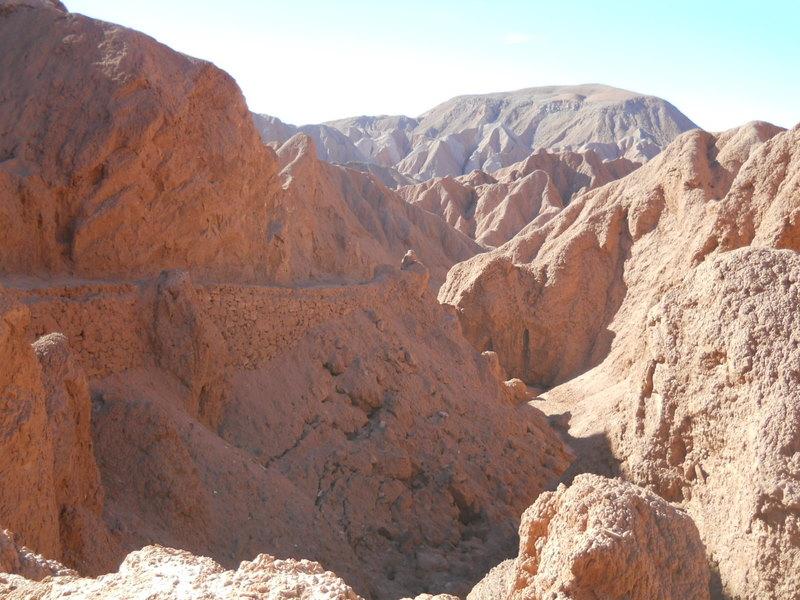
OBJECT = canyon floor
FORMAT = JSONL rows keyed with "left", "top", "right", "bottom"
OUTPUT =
{"left": 0, "top": 1, "right": 799, "bottom": 599}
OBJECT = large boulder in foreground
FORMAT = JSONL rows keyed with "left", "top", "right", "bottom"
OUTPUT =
{"left": 0, "top": 541, "right": 363, "bottom": 600}
{"left": 470, "top": 475, "right": 710, "bottom": 600}
{"left": 616, "top": 247, "right": 800, "bottom": 599}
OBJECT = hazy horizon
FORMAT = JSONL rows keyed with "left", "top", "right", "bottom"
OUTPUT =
{"left": 67, "top": 0, "right": 800, "bottom": 131}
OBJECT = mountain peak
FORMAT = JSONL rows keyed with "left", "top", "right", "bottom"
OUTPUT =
{"left": 254, "top": 84, "right": 697, "bottom": 182}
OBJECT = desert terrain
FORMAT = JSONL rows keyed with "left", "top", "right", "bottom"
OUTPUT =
{"left": 0, "top": 2, "right": 798, "bottom": 599}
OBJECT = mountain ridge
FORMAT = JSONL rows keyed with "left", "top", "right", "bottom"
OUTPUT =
{"left": 254, "top": 83, "right": 698, "bottom": 182}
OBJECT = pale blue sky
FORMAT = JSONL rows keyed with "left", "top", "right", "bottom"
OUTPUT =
{"left": 67, "top": 0, "right": 799, "bottom": 130}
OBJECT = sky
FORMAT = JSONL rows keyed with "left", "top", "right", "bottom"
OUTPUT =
{"left": 66, "top": 0, "right": 800, "bottom": 131}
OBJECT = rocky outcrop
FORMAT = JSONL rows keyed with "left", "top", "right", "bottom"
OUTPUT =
{"left": 705, "top": 121, "right": 800, "bottom": 253}
{"left": 0, "top": 529, "right": 75, "bottom": 582}
{"left": 0, "top": 4, "right": 572, "bottom": 597}
{"left": 470, "top": 475, "right": 709, "bottom": 600}
{"left": 0, "top": 300, "right": 113, "bottom": 575}
{"left": 342, "top": 161, "right": 417, "bottom": 190}
{"left": 0, "top": 301, "right": 60, "bottom": 561}
{"left": 0, "top": 543, "right": 364, "bottom": 599}
{"left": 441, "top": 121, "right": 786, "bottom": 386}
{"left": 152, "top": 271, "right": 230, "bottom": 430}
{"left": 32, "top": 332, "right": 114, "bottom": 574}
{"left": 615, "top": 248, "right": 800, "bottom": 599}
{"left": 0, "top": 0, "right": 279, "bottom": 281}
{"left": 253, "top": 113, "right": 417, "bottom": 172}
{"left": 399, "top": 148, "right": 639, "bottom": 247}
{"left": 443, "top": 122, "right": 800, "bottom": 598}
{"left": 467, "top": 561, "right": 515, "bottom": 600}
{"left": 12, "top": 2, "right": 797, "bottom": 599}
{"left": 255, "top": 84, "right": 696, "bottom": 181}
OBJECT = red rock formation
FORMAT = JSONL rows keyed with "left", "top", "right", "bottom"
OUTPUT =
{"left": 444, "top": 123, "right": 800, "bottom": 598}
{"left": 7, "top": 2, "right": 786, "bottom": 599}
{"left": 469, "top": 475, "right": 710, "bottom": 600}
{"left": 0, "top": 300, "right": 113, "bottom": 575}
{"left": 0, "top": 301, "right": 60, "bottom": 561}
{"left": 0, "top": 261, "right": 571, "bottom": 598}
{"left": 32, "top": 332, "right": 115, "bottom": 574}
{"left": 0, "top": 2, "right": 477, "bottom": 287}
{"left": 0, "top": 7, "right": 572, "bottom": 595}
{"left": 441, "top": 122, "right": 786, "bottom": 386}
{"left": 0, "top": 0, "right": 278, "bottom": 281}
{"left": 615, "top": 247, "right": 800, "bottom": 599}
{"left": 152, "top": 271, "right": 230, "bottom": 429}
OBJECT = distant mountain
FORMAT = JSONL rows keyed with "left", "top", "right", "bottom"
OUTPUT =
{"left": 253, "top": 84, "right": 697, "bottom": 182}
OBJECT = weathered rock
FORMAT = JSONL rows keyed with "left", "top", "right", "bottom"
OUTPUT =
{"left": 0, "top": 3, "right": 477, "bottom": 287}
{"left": 0, "top": 543, "right": 364, "bottom": 599}
{"left": 615, "top": 248, "right": 800, "bottom": 599}
{"left": 0, "top": 529, "right": 75, "bottom": 581}
{"left": 267, "top": 134, "right": 481, "bottom": 287}
{"left": 152, "top": 270, "right": 230, "bottom": 429}
{"left": 399, "top": 148, "right": 639, "bottom": 247}
{"left": 489, "top": 475, "right": 709, "bottom": 600}
{"left": 0, "top": 299, "right": 112, "bottom": 574}
{"left": 503, "top": 379, "right": 529, "bottom": 405}
{"left": 68, "top": 259, "right": 571, "bottom": 598}
{"left": 6, "top": 3, "right": 766, "bottom": 600}
{"left": 467, "top": 560, "right": 515, "bottom": 600}
{"left": 0, "top": 2, "right": 569, "bottom": 592}
{"left": 444, "top": 123, "right": 800, "bottom": 598}
{"left": 0, "top": 247, "right": 572, "bottom": 600}
{"left": 441, "top": 122, "right": 787, "bottom": 387}
{"left": 0, "top": 300, "right": 60, "bottom": 561}
{"left": 0, "top": 0, "right": 279, "bottom": 281}
{"left": 32, "top": 332, "right": 114, "bottom": 574}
